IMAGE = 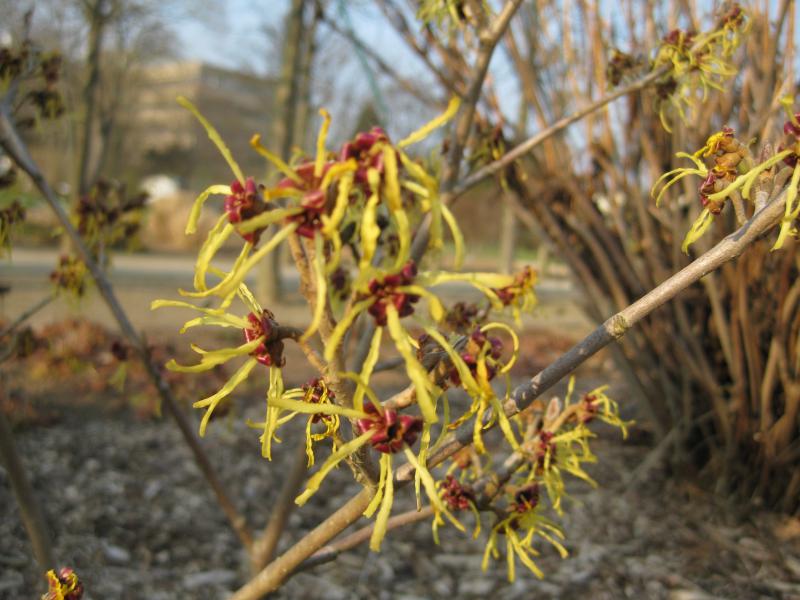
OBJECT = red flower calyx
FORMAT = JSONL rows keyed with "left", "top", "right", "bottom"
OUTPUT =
{"left": 244, "top": 310, "right": 285, "bottom": 367}
{"left": 356, "top": 402, "right": 423, "bottom": 453}
{"left": 440, "top": 474, "right": 475, "bottom": 511}
{"left": 303, "top": 378, "right": 335, "bottom": 423}
{"left": 225, "top": 177, "right": 268, "bottom": 244}
{"left": 512, "top": 483, "right": 540, "bottom": 513}
{"left": 363, "top": 260, "right": 420, "bottom": 326}
{"left": 448, "top": 327, "right": 503, "bottom": 386}
{"left": 339, "top": 126, "right": 391, "bottom": 188}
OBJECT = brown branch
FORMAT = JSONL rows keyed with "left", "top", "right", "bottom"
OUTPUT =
{"left": 249, "top": 440, "right": 309, "bottom": 573}
{"left": 413, "top": 190, "right": 789, "bottom": 478}
{"left": 0, "top": 109, "right": 254, "bottom": 553}
{"left": 230, "top": 489, "right": 372, "bottom": 600}
{"left": 300, "top": 505, "right": 435, "bottom": 571}
{"left": 440, "top": 0, "right": 525, "bottom": 193}
{"left": 0, "top": 292, "right": 55, "bottom": 340}
{"left": 451, "top": 66, "right": 667, "bottom": 198}
{"left": 0, "top": 410, "right": 57, "bottom": 572}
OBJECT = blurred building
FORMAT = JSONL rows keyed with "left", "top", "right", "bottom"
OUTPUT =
{"left": 134, "top": 61, "right": 276, "bottom": 190}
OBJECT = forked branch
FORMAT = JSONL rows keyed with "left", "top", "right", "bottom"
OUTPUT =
{"left": 230, "top": 188, "right": 787, "bottom": 599}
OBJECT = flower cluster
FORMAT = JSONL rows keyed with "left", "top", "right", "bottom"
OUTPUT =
{"left": 0, "top": 199, "right": 24, "bottom": 254}
{"left": 361, "top": 260, "right": 420, "bottom": 326}
{"left": 439, "top": 474, "right": 475, "bottom": 511}
{"left": 416, "top": 0, "right": 489, "bottom": 31}
{"left": 155, "top": 97, "right": 552, "bottom": 563}
{"left": 50, "top": 255, "right": 88, "bottom": 297}
{"left": 224, "top": 177, "right": 268, "bottom": 243}
{"left": 73, "top": 179, "right": 146, "bottom": 255}
{"left": 460, "top": 380, "right": 631, "bottom": 581}
{"left": 606, "top": 48, "right": 644, "bottom": 87}
{"left": 356, "top": 403, "right": 423, "bottom": 453}
{"left": 648, "top": 4, "right": 748, "bottom": 132}
{"left": 653, "top": 106, "right": 800, "bottom": 252}
{"left": 1, "top": 42, "right": 65, "bottom": 127}
{"left": 696, "top": 127, "right": 746, "bottom": 215}
{"left": 244, "top": 310, "right": 285, "bottom": 367}
{"left": 42, "top": 568, "right": 83, "bottom": 600}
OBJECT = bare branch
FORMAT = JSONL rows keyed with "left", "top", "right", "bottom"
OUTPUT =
{"left": 230, "top": 489, "right": 372, "bottom": 599}
{"left": 0, "top": 108, "right": 254, "bottom": 554}
{"left": 250, "top": 441, "right": 309, "bottom": 572}
{"left": 0, "top": 410, "right": 57, "bottom": 572}
{"left": 451, "top": 67, "right": 666, "bottom": 198}
{"left": 441, "top": 0, "right": 526, "bottom": 192}
{"left": 301, "top": 506, "right": 435, "bottom": 571}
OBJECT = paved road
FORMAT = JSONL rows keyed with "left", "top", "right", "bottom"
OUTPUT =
{"left": 0, "top": 248, "right": 590, "bottom": 335}
{"left": 2, "top": 248, "right": 577, "bottom": 296}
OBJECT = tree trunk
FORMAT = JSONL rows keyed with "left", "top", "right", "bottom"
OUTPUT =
{"left": 76, "top": 0, "right": 107, "bottom": 196}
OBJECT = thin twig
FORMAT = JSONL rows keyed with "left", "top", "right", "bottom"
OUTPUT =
{"left": 250, "top": 440, "right": 309, "bottom": 573}
{"left": 373, "top": 356, "right": 404, "bottom": 373}
{"left": 0, "top": 109, "right": 254, "bottom": 553}
{"left": 440, "top": 0, "right": 526, "bottom": 193}
{"left": 300, "top": 506, "right": 435, "bottom": 571}
{"left": 451, "top": 67, "right": 666, "bottom": 198}
{"left": 319, "top": 8, "right": 443, "bottom": 108}
{"left": 230, "top": 489, "right": 372, "bottom": 599}
{"left": 0, "top": 409, "right": 57, "bottom": 571}
{"left": 0, "top": 292, "right": 55, "bottom": 340}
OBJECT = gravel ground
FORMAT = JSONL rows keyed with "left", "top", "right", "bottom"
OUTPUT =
{"left": 2, "top": 399, "right": 800, "bottom": 600}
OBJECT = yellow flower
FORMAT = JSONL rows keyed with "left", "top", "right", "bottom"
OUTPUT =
{"left": 481, "top": 486, "right": 568, "bottom": 582}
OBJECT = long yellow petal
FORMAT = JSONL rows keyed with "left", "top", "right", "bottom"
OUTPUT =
{"left": 354, "top": 327, "right": 383, "bottom": 412}
{"left": 178, "top": 315, "right": 245, "bottom": 333}
{"left": 295, "top": 429, "right": 375, "bottom": 505}
{"left": 369, "top": 454, "right": 394, "bottom": 551}
{"left": 386, "top": 304, "right": 438, "bottom": 423}
{"left": 359, "top": 177, "right": 381, "bottom": 271}
{"left": 364, "top": 451, "right": 389, "bottom": 518}
{"left": 397, "top": 285, "right": 444, "bottom": 322}
{"left": 440, "top": 204, "right": 465, "bottom": 268}
{"left": 301, "top": 234, "right": 327, "bottom": 342}
{"left": 481, "top": 322, "right": 520, "bottom": 374}
{"left": 194, "top": 357, "right": 258, "bottom": 436}
{"left": 314, "top": 109, "right": 332, "bottom": 178}
{"left": 324, "top": 297, "right": 376, "bottom": 362}
{"left": 681, "top": 208, "right": 714, "bottom": 253}
{"left": 194, "top": 217, "right": 235, "bottom": 291}
{"left": 319, "top": 159, "right": 356, "bottom": 192}
{"left": 772, "top": 164, "right": 800, "bottom": 250}
{"left": 250, "top": 134, "right": 302, "bottom": 183}
{"left": 236, "top": 207, "right": 304, "bottom": 234}
{"left": 166, "top": 336, "right": 263, "bottom": 373}
{"left": 321, "top": 170, "right": 355, "bottom": 236}
{"left": 398, "top": 96, "right": 461, "bottom": 148}
{"left": 185, "top": 224, "right": 297, "bottom": 300}
{"left": 268, "top": 395, "right": 365, "bottom": 420}
{"left": 178, "top": 96, "right": 244, "bottom": 184}
{"left": 181, "top": 241, "right": 252, "bottom": 298}
{"left": 186, "top": 185, "right": 231, "bottom": 235}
